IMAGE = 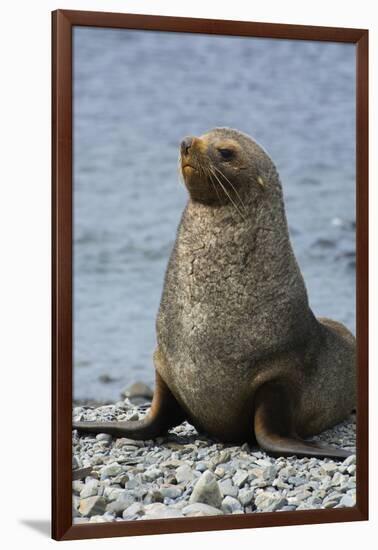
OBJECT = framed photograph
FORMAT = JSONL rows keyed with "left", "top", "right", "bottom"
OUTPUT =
{"left": 52, "top": 10, "right": 368, "bottom": 541}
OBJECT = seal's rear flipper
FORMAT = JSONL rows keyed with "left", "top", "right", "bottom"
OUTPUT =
{"left": 254, "top": 383, "right": 352, "bottom": 459}
{"left": 73, "top": 372, "right": 186, "bottom": 439}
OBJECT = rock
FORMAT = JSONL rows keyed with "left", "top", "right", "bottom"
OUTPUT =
{"left": 143, "top": 503, "right": 184, "bottom": 519}
{"left": 122, "top": 502, "right": 144, "bottom": 520}
{"left": 262, "top": 465, "right": 278, "bottom": 482}
{"left": 272, "top": 478, "right": 291, "bottom": 490}
{"left": 220, "top": 478, "right": 239, "bottom": 498}
{"left": 79, "top": 496, "right": 107, "bottom": 517}
{"left": 175, "top": 464, "right": 194, "bottom": 484}
{"left": 106, "top": 492, "right": 135, "bottom": 515}
{"left": 104, "top": 487, "right": 127, "bottom": 502}
{"left": 72, "top": 466, "right": 93, "bottom": 481}
{"left": 342, "top": 455, "right": 356, "bottom": 467}
{"left": 160, "top": 485, "right": 183, "bottom": 499}
{"left": 183, "top": 503, "right": 224, "bottom": 517}
{"left": 143, "top": 467, "right": 162, "bottom": 482}
{"left": 100, "top": 462, "right": 122, "bottom": 479}
{"left": 287, "top": 476, "right": 306, "bottom": 487}
{"left": 189, "top": 470, "right": 222, "bottom": 508}
{"left": 238, "top": 488, "right": 254, "bottom": 507}
{"left": 331, "top": 472, "right": 347, "bottom": 486}
{"left": 72, "top": 401, "right": 356, "bottom": 524}
{"left": 323, "top": 499, "right": 340, "bottom": 509}
{"left": 232, "top": 470, "right": 249, "bottom": 488}
{"left": 161, "top": 459, "right": 186, "bottom": 469}
{"left": 88, "top": 515, "right": 107, "bottom": 523}
{"left": 145, "top": 489, "right": 164, "bottom": 504}
{"left": 125, "top": 476, "right": 141, "bottom": 490}
{"left": 125, "top": 411, "right": 140, "bottom": 421}
{"left": 222, "top": 496, "right": 243, "bottom": 514}
{"left": 289, "top": 489, "right": 312, "bottom": 502}
{"left": 307, "top": 496, "right": 323, "bottom": 507}
{"left": 121, "top": 382, "right": 153, "bottom": 403}
{"left": 278, "top": 466, "right": 296, "bottom": 479}
{"left": 114, "top": 437, "right": 143, "bottom": 448}
{"left": 210, "top": 450, "right": 231, "bottom": 468}
{"left": 255, "top": 492, "right": 288, "bottom": 512}
{"left": 113, "top": 473, "right": 129, "bottom": 487}
{"left": 256, "top": 458, "right": 273, "bottom": 468}
{"left": 96, "top": 433, "right": 112, "bottom": 444}
{"left": 165, "top": 475, "right": 178, "bottom": 485}
{"left": 248, "top": 467, "right": 264, "bottom": 481}
{"left": 80, "top": 479, "right": 99, "bottom": 499}
{"left": 338, "top": 494, "right": 356, "bottom": 507}
{"left": 72, "top": 480, "right": 84, "bottom": 495}
{"left": 320, "top": 462, "right": 338, "bottom": 475}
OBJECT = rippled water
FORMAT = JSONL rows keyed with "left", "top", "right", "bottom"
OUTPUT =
{"left": 73, "top": 28, "right": 356, "bottom": 401}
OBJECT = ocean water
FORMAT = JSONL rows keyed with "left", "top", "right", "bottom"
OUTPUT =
{"left": 73, "top": 28, "right": 356, "bottom": 402}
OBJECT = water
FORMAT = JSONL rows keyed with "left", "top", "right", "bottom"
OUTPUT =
{"left": 73, "top": 28, "right": 356, "bottom": 401}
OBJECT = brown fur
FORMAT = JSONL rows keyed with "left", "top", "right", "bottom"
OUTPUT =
{"left": 73, "top": 128, "right": 356, "bottom": 458}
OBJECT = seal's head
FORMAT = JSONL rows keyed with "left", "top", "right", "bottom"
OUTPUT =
{"left": 180, "top": 127, "right": 274, "bottom": 208}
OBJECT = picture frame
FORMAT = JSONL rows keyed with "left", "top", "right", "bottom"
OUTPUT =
{"left": 52, "top": 9, "right": 368, "bottom": 541}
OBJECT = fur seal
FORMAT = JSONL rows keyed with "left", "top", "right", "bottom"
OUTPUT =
{"left": 73, "top": 127, "right": 356, "bottom": 458}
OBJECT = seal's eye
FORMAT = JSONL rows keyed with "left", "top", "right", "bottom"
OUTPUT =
{"left": 218, "top": 148, "right": 234, "bottom": 160}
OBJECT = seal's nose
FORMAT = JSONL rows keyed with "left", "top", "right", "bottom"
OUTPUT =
{"left": 181, "top": 136, "right": 194, "bottom": 156}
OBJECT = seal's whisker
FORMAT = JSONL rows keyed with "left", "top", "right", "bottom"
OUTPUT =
{"left": 209, "top": 167, "right": 246, "bottom": 221}
{"left": 212, "top": 165, "right": 247, "bottom": 213}
{"left": 207, "top": 169, "right": 223, "bottom": 204}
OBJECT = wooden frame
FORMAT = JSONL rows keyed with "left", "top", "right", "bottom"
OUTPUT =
{"left": 52, "top": 9, "right": 369, "bottom": 541}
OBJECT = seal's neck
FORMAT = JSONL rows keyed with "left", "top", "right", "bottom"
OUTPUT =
{"left": 183, "top": 173, "right": 289, "bottom": 241}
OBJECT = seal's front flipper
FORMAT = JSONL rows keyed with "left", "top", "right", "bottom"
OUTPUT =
{"left": 254, "top": 382, "right": 352, "bottom": 459}
{"left": 73, "top": 371, "right": 186, "bottom": 439}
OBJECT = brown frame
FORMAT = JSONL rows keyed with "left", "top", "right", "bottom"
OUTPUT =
{"left": 52, "top": 9, "right": 369, "bottom": 541}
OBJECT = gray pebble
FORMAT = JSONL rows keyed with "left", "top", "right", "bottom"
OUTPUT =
{"left": 343, "top": 455, "right": 356, "bottom": 467}
{"left": 160, "top": 485, "right": 182, "bottom": 499}
{"left": 220, "top": 478, "right": 239, "bottom": 498}
{"left": 122, "top": 502, "right": 144, "bottom": 520}
{"left": 96, "top": 433, "right": 112, "bottom": 443}
{"left": 232, "top": 470, "right": 249, "bottom": 488}
{"left": 79, "top": 496, "right": 107, "bottom": 517}
{"left": 100, "top": 462, "right": 122, "bottom": 479}
{"left": 183, "top": 503, "right": 224, "bottom": 517}
{"left": 80, "top": 479, "right": 99, "bottom": 499}
{"left": 143, "top": 467, "right": 161, "bottom": 482}
{"left": 238, "top": 488, "right": 254, "bottom": 507}
{"left": 72, "top": 403, "right": 356, "bottom": 523}
{"left": 189, "top": 470, "right": 222, "bottom": 508}
{"left": 222, "top": 496, "right": 243, "bottom": 514}
{"left": 338, "top": 494, "right": 356, "bottom": 507}
{"left": 106, "top": 492, "right": 135, "bottom": 515}
{"left": 175, "top": 464, "right": 194, "bottom": 483}
{"left": 255, "top": 492, "right": 288, "bottom": 512}
{"left": 143, "top": 503, "right": 184, "bottom": 519}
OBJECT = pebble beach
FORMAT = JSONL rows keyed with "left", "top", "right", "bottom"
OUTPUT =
{"left": 72, "top": 398, "right": 356, "bottom": 524}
